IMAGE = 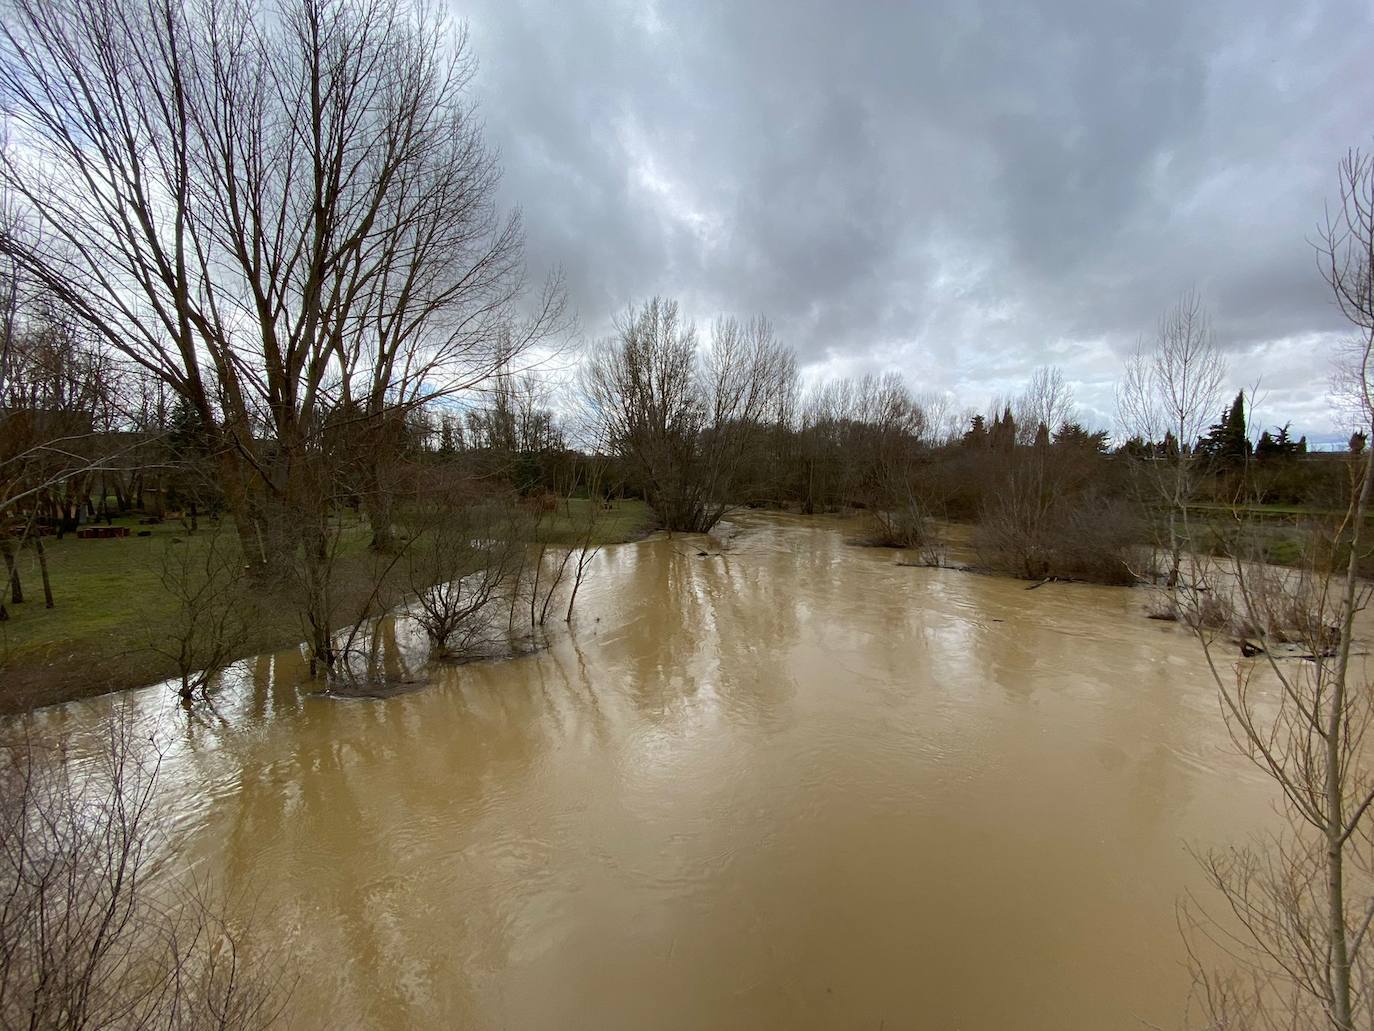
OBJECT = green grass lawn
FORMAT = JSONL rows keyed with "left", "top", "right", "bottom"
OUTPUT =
{"left": 1185, "top": 502, "right": 1374, "bottom": 520}
{"left": 1179, "top": 508, "right": 1374, "bottom": 575}
{"left": 535, "top": 497, "right": 655, "bottom": 546}
{"left": 1, "top": 515, "right": 198, "bottom": 662}
{"left": 0, "top": 499, "right": 651, "bottom": 713}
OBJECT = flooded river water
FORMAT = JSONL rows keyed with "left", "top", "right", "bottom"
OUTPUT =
{"left": 33, "top": 513, "right": 1282, "bottom": 1029}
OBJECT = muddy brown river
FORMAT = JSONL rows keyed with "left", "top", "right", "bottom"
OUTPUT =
{"left": 34, "top": 513, "right": 1283, "bottom": 1029}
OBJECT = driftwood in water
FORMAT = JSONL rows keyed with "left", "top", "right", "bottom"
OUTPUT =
{"left": 1239, "top": 638, "right": 1343, "bottom": 661}
{"left": 1026, "top": 576, "right": 1073, "bottom": 590}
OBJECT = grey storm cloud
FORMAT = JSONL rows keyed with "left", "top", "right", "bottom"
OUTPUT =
{"left": 457, "top": 0, "right": 1374, "bottom": 438}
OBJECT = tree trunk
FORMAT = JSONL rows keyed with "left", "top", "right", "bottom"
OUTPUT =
{"left": 35, "top": 535, "right": 53, "bottom": 609}
{"left": 1, "top": 539, "right": 22, "bottom": 605}
{"left": 213, "top": 446, "right": 283, "bottom": 579}
{"left": 1322, "top": 438, "right": 1374, "bottom": 1030}
{"left": 364, "top": 491, "right": 395, "bottom": 551}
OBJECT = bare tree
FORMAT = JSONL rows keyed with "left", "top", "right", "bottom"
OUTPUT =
{"left": 289, "top": 477, "right": 411, "bottom": 685}
{"left": 564, "top": 448, "right": 612, "bottom": 623}
{"left": 795, "top": 376, "right": 859, "bottom": 514}
{"left": 1014, "top": 365, "right": 1075, "bottom": 445}
{"left": 789, "top": 372, "right": 947, "bottom": 527}
{"left": 913, "top": 389, "right": 959, "bottom": 446}
{"left": 0, "top": 715, "right": 288, "bottom": 1028}
{"left": 145, "top": 528, "right": 253, "bottom": 703}
{"left": 401, "top": 481, "right": 522, "bottom": 660}
{"left": 584, "top": 298, "right": 795, "bottom": 532}
{"left": 1118, "top": 289, "right": 1228, "bottom": 588}
{"left": 1181, "top": 506, "right": 1374, "bottom": 1030}
{"left": 1180, "top": 148, "right": 1374, "bottom": 1031}
{"left": 0, "top": 0, "right": 559, "bottom": 574}
{"left": 0, "top": 300, "right": 147, "bottom": 621}
{"left": 851, "top": 373, "right": 936, "bottom": 549}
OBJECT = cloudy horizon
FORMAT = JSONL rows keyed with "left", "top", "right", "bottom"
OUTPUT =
{"left": 454, "top": 0, "right": 1374, "bottom": 442}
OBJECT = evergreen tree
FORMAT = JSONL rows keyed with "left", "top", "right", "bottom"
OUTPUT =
{"left": 1198, "top": 390, "right": 1251, "bottom": 466}
{"left": 989, "top": 406, "right": 1016, "bottom": 453}
{"left": 438, "top": 414, "right": 458, "bottom": 455}
{"left": 1256, "top": 422, "right": 1301, "bottom": 460}
{"left": 164, "top": 398, "right": 219, "bottom": 523}
{"left": 961, "top": 414, "right": 988, "bottom": 448}
{"left": 1162, "top": 430, "right": 1180, "bottom": 461}
{"left": 1118, "top": 435, "right": 1150, "bottom": 458}
{"left": 1053, "top": 421, "right": 1110, "bottom": 453}
{"left": 167, "top": 397, "right": 210, "bottom": 458}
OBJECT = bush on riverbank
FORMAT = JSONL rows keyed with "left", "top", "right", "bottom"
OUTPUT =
{"left": 972, "top": 445, "right": 1140, "bottom": 584}
{"left": 975, "top": 492, "right": 1139, "bottom": 584}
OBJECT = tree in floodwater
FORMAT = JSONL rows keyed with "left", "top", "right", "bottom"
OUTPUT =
{"left": 1118, "top": 289, "right": 1228, "bottom": 589}
{"left": 564, "top": 459, "right": 609, "bottom": 623}
{"left": 1179, "top": 148, "right": 1374, "bottom": 1031}
{"left": 584, "top": 297, "right": 796, "bottom": 533}
{"left": 401, "top": 480, "right": 524, "bottom": 660}
{"left": 973, "top": 428, "right": 1138, "bottom": 584}
{"left": 850, "top": 373, "right": 939, "bottom": 552}
{"left": 145, "top": 528, "right": 254, "bottom": 703}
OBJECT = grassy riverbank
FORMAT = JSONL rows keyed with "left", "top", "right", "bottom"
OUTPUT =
{"left": 0, "top": 500, "right": 652, "bottom": 714}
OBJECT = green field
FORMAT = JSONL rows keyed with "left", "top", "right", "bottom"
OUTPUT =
{"left": 1184, "top": 502, "right": 1374, "bottom": 521}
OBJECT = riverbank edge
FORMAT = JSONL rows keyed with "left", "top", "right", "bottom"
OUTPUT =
{"left": 1, "top": 521, "right": 661, "bottom": 717}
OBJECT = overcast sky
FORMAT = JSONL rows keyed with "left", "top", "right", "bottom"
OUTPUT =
{"left": 458, "top": 0, "right": 1374, "bottom": 441}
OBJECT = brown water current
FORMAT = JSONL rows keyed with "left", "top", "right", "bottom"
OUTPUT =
{"left": 33, "top": 513, "right": 1293, "bottom": 1029}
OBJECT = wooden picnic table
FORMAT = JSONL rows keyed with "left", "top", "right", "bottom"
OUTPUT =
{"left": 76, "top": 526, "right": 130, "bottom": 540}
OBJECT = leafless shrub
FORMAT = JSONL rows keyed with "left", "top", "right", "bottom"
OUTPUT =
{"left": 0, "top": 715, "right": 288, "bottom": 1028}
{"left": 863, "top": 501, "right": 934, "bottom": 549}
{"left": 402, "top": 487, "right": 524, "bottom": 661}
{"left": 1184, "top": 590, "right": 1236, "bottom": 632}
{"left": 1145, "top": 592, "right": 1181, "bottom": 621}
{"left": 1052, "top": 496, "right": 1140, "bottom": 584}
{"left": 563, "top": 457, "right": 610, "bottom": 624}
{"left": 521, "top": 503, "right": 576, "bottom": 634}
{"left": 975, "top": 458, "right": 1138, "bottom": 584}
{"left": 1236, "top": 565, "right": 1335, "bottom": 648}
{"left": 916, "top": 530, "right": 947, "bottom": 569}
{"left": 1173, "top": 547, "right": 1337, "bottom": 646}
{"left": 145, "top": 528, "right": 254, "bottom": 703}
